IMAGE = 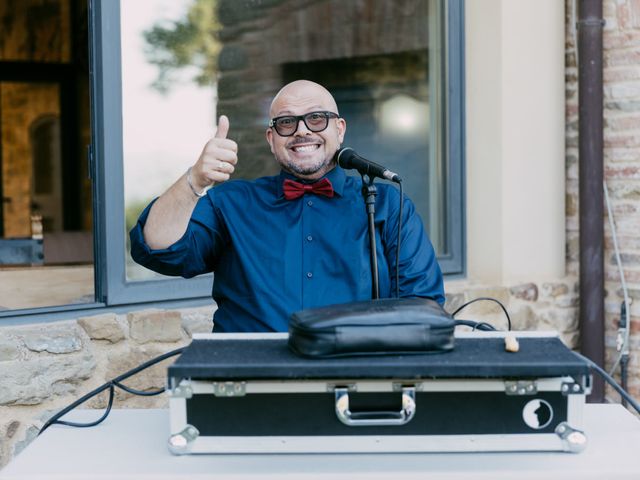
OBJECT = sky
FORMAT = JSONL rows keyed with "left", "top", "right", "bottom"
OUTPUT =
{"left": 120, "top": 0, "right": 216, "bottom": 204}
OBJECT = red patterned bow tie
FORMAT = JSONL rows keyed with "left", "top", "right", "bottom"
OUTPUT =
{"left": 283, "top": 178, "right": 335, "bottom": 200}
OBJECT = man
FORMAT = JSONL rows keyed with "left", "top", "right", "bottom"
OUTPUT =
{"left": 130, "top": 80, "right": 444, "bottom": 332}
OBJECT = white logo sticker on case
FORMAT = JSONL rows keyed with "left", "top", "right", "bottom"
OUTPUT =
{"left": 522, "top": 399, "right": 553, "bottom": 429}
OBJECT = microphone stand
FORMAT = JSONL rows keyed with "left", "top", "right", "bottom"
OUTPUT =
{"left": 361, "top": 174, "right": 379, "bottom": 299}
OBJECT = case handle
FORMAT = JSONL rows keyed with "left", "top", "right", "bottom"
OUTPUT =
{"left": 334, "top": 387, "right": 416, "bottom": 427}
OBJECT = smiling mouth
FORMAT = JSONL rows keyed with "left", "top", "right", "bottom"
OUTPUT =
{"left": 290, "top": 144, "right": 321, "bottom": 153}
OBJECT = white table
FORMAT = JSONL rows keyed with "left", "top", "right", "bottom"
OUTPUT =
{"left": 2, "top": 405, "right": 639, "bottom": 479}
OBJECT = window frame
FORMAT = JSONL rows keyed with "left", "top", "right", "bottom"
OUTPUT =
{"left": 438, "top": 0, "right": 466, "bottom": 276}
{"left": 1, "top": 0, "right": 465, "bottom": 320}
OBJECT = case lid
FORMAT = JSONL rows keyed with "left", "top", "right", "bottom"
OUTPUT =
{"left": 168, "top": 335, "right": 590, "bottom": 381}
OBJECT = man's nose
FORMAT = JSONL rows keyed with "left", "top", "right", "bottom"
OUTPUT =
{"left": 294, "top": 118, "right": 311, "bottom": 135}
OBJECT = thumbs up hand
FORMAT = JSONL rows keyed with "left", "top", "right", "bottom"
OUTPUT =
{"left": 190, "top": 115, "right": 238, "bottom": 191}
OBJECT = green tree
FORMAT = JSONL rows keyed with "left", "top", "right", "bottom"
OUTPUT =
{"left": 143, "top": 0, "right": 220, "bottom": 94}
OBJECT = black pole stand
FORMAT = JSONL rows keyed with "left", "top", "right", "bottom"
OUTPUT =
{"left": 361, "top": 174, "right": 379, "bottom": 300}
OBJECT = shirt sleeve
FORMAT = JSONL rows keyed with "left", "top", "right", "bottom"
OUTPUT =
{"left": 381, "top": 189, "right": 446, "bottom": 305}
{"left": 129, "top": 193, "right": 227, "bottom": 278}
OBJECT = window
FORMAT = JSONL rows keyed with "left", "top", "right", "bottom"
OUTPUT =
{"left": 0, "top": 0, "right": 94, "bottom": 312}
{"left": 2, "top": 0, "right": 464, "bottom": 317}
{"left": 113, "top": 0, "right": 465, "bottom": 294}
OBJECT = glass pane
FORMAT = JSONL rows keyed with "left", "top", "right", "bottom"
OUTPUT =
{"left": 121, "top": 0, "right": 216, "bottom": 281}
{"left": 0, "top": 0, "right": 71, "bottom": 63}
{"left": 0, "top": 0, "right": 93, "bottom": 311}
{"left": 0, "top": 81, "right": 94, "bottom": 310}
{"left": 124, "top": 0, "right": 448, "bottom": 283}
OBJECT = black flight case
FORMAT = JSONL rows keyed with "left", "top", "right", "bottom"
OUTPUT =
{"left": 167, "top": 332, "right": 591, "bottom": 454}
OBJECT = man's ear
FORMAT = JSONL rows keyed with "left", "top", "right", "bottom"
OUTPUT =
{"left": 337, "top": 118, "right": 347, "bottom": 144}
{"left": 265, "top": 128, "right": 275, "bottom": 154}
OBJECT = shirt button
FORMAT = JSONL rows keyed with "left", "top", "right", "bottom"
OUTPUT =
{"left": 307, "top": 200, "right": 313, "bottom": 206}
{"left": 306, "top": 235, "right": 313, "bottom": 242}
{"left": 306, "top": 272, "right": 313, "bottom": 278}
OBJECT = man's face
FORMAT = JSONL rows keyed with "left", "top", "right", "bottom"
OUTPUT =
{"left": 266, "top": 82, "right": 346, "bottom": 181}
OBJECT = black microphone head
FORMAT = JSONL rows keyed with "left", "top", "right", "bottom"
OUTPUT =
{"left": 334, "top": 147, "right": 402, "bottom": 182}
{"left": 335, "top": 147, "right": 357, "bottom": 169}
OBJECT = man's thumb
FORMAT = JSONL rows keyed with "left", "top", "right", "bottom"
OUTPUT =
{"left": 215, "top": 115, "right": 229, "bottom": 139}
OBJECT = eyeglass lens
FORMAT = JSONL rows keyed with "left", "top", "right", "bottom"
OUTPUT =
{"left": 275, "top": 112, "right": 332, "bottom": 136}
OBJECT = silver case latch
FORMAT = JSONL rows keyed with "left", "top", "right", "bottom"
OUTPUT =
{"left": 213, "top": 381, "right": 246, "bottom": 397}
{"left": 171, "top": 381, "right": 193, "bottom": 399}
{"left": 505, "top": 380, "right": 538, "bottom": 395}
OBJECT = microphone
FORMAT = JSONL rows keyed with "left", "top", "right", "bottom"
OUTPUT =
{"left": 335, "top": 147, "right": 402, "bottom": 183}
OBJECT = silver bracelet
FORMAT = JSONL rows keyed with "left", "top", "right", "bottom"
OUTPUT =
{"left": 186, "top": 167, "right": 208, "bottom": 198}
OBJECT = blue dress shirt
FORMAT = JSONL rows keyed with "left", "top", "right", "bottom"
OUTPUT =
{"left": 130, "top": 166, "right": 445, "bottom": 332}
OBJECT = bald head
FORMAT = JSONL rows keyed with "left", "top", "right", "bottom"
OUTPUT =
{"left": 265, "top": 80, "right": 346, "bottom": 181}
{"left": 269, "top": 80, "right": 339, "bottom": 118}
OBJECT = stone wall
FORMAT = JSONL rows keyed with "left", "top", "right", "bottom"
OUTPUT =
{"left": 445, "top": 279, "right": 580, "bottom": 349}
{"left": 0, "top": 305, "right": 215, "bottom": 469}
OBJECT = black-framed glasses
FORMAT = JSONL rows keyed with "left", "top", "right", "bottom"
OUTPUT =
{"left": 269, "top": 111, "right": 339, "bottom": 137}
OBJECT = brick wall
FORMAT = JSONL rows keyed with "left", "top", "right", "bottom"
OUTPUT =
{"left": 565, "top": 0, "right": 640, "bottom": 400}
{"left": 598, "top": 1, "right": 640, "bottom": 399}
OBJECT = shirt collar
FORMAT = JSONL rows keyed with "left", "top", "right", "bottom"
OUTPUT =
{"left": 276, "top": 164, "right": 346, "bottom": 199}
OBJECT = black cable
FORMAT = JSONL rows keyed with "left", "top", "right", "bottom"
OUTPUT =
{"left": 620, "top": 354, "right": 630, "bottom": 408}
{"left": 110, "top": 346, "right": 186, "bottom": 382}
{"left": 39, "top": 346, "right": 185, "bottom": 435}
{"left": 55, "top": 384, "right": 115, "bottom": 428}
{"left": 473, "top": 321, "right": 498, "bottom": 332}
{"left": 395, "top": 180, "right": 404, "bottom": 298}
{"left": 452, "top": 297, "right": 512, "bottom": 331}
{"left": 39, "top": 382, "right": 114, "bottom": 434}
{"left": 453, "top": 319, "right": 497, "bottom": 331}
{"left": 573, "top": 351, "right": 640, "bottom": 416}
{"left": 619, "top": 301, "right": 629, "bottom": 408}
{"left": 112, "top": 381, "right": 165, "bottom": 397}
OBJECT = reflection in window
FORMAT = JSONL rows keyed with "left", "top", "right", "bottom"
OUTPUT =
{"left": 380, "top": 94, "right": 429, "bottom": 138}
{"left": 128, "top": 0, "right": 447, "bottom": 281}
{"left": 0, "top": 0, "right": 71, "bottom": 63}
{"left": 0, "top": 0, "right": 93, "bottom": 311}
{"left": 121, "top": 0, "right": 216, "bottom": 281}
{"left": 31, "top": 115, "right": 63, "bottom": 232}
